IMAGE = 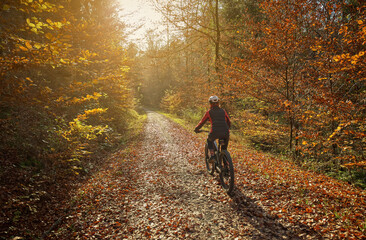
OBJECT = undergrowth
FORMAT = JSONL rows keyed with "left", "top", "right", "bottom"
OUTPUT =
{"left": 0, "top": 107, "right": 147, "bottom": 240}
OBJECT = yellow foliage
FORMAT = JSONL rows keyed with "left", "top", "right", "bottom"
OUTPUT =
{"left": 60, "top": 119, "right": 108, "bottom": 142}
{"left": 77, "top": 108, "right": 108, "bottom": 121}
{"left": 160, "top": 90, "right": 183, "bottom": 113}
{"left": 33, "top": 43, "right": 42, "bottom": 49}
{"left": 238, "top": 109, "right": 287, "bottom": 149}
{"left": 68, "top": 92, "right": 102, "bottom": 105}
{"left": 26, "top": 18, "right": 35, "bottom": 28}
{"left": 2, "top": 0, "right": 133, "bottom": 172}
{"left": 3, "top": 4, "right": 10, "bottom": 10}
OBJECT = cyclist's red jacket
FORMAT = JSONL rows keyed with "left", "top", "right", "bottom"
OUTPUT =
{"left": 195, "top": 105, "right": 231, "bottom": 135}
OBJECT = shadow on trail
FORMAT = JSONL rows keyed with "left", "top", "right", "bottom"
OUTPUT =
{"left": 228, "top": 185, "right": 322, "bottom": 240}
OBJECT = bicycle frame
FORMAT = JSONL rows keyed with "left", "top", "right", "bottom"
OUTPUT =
{"left": 212, "top": 139, "right": 228, "bottom": 172}
{"left": 207, "top": 133, "right": 225, "bottom": 152}
{"left": 197, "top": 130, "right": 234, "bottom": 195}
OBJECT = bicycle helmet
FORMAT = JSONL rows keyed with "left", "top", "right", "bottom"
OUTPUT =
{"left": 209, "top": 95, "right": 219, "bottom": 103}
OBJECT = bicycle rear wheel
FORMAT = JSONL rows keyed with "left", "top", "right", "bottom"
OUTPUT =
{"left": 219, "top": 150, "right": 234, "bottom": 194}
{"left": 205, "top": 143, "right": 214, "bottom": 175}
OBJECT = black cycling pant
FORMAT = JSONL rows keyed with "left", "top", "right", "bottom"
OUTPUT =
{"left": 207, "top": 132, "right": 229, "bottom": 151}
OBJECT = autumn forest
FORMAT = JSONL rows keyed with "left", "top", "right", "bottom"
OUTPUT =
{"left": 1, "top": 0, "right": 365, "bottom": 239}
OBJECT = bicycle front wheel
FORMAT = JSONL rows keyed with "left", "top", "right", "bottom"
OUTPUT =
{"left": 205, "top": 143, "right": 214, "bottom": 175}
{"left": 219, "top": 150, "right": 234, "bottom": 195}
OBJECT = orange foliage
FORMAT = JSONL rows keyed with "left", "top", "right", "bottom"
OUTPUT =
{"left": 223, "top": 0, "right": 365, "bottom": 166}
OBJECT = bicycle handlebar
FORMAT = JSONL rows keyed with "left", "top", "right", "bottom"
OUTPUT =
{"left": 196, "top": 130, "right": 209, "bottom": 133}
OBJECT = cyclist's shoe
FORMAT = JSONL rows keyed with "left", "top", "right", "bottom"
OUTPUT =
{"left": 209, "top": 155, "right": 216, "bottom": 164}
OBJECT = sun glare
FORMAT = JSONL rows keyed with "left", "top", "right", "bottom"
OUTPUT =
{"left": 119, "top": 0, "right": 165, "bottom": 47}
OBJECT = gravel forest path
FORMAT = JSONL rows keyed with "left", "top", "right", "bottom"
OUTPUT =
{"left": 53, "top": 110, "right": 355, "bottom": 239}
{"left": 120, "top": 111, "right": 307, "bottom": 239}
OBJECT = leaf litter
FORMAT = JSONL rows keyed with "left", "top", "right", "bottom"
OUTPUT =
{"left": 52, "top": 111, "right": 365, "bottom": 239}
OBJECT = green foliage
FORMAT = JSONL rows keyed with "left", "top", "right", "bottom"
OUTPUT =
{"left": 159, "top": 112, "right": 191, "bottom": 131}
{"left": 179, "top": 108, "right": 205, "bottom": 124}
{"left": 236, "top": 109, "right": 288, "bottom": 153}
{"left": 362, "top": 221, "right": 366, "bottom": 231}
{"left": 121, "top": 108, "right": 147, "bottom": 142}
{"left": 19, "top": 158, "right": 42, "bottom": 172}
{"left": 327, "top": 168, "right": 366, "bottom": 189}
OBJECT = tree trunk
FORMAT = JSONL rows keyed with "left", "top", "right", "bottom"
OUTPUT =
{"left": 214, "top": 0, "right": 220, "bottom": 75}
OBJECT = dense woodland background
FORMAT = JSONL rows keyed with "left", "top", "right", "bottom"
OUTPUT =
{"left": 141, "top": 0, "right": 365, "bottom": 183}
{"left": 0, "top": 0, "right": 365, "bottom": 238}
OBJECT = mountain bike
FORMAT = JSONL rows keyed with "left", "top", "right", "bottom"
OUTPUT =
{"left": 197, "top": 130, "right": 234, "bottom": 195}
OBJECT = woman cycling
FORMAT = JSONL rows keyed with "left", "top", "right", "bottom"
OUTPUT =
{"left": 194, "top": 96, "right": 231, "bottom": 163}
